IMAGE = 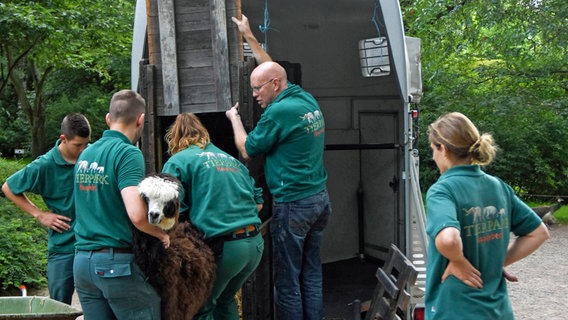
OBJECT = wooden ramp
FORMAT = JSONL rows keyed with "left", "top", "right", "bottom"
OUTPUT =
{"left": 352, "top": 244, "right": 418, "bottom": 320}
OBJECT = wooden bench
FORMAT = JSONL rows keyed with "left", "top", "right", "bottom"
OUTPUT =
{"left": 352, "top": 244, "right": 419, "bottom": 320}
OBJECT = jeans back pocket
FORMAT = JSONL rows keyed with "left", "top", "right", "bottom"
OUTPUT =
{"left": 94, "top": 263, "right": 132, "bottom": 278}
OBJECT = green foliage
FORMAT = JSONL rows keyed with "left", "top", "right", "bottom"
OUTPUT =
{"left": 44, "top": 68, "right": 124, "bottom": 143}
{"left": 404, "top": 0, "right": 568, "bottom": 196}
{"left": 0, "top": 158, "right": 48, "bottom": 291}
{"left": 0, "top": 87, "right": 30, "bottom": 157}
{"left": 554, "top": 206, "right": 568, "bottom": 224}
{"left": 45, "top": 90, "right": 108, "bottom": 143}
{"left": 0, "top": 0, "right": 136, "bottom": 78}
{"left": 0, "top": 0, "right": 136, "bottom": 157}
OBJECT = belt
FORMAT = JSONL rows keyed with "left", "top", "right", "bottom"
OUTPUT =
{"left": 93, "top": 247, "right": 133, "bottom": 254}
{"left": 234, "top": 225, "right": 257, "bottom": 235}
{"left": 222, "top": 225, "right": 259, "bottom": 241}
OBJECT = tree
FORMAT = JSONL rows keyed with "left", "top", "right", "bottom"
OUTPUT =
{"left": 0, "top": 86, "right": 30, "bottom": 157}
{"left": 402, "top": 0, "right": 568, "bottom": 197}
{"left": 0, "top": 0, "right": 135, "bottom": 158}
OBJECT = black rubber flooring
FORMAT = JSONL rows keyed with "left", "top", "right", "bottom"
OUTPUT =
{"left": 322, "top": 257, "right": 380, "bottom": 319}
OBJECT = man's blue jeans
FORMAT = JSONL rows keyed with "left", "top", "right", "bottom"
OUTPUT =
{"left": 271, "top": 190, "right": 332, "bottom": 320}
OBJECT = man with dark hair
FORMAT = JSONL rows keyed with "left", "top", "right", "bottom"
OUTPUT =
{"left": 2, "top": 113, "right": 91, "bottom": 304}
{"left": 73, "top": 90, "right": 169, "bottom": 319}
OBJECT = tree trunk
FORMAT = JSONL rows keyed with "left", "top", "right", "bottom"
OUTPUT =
{"left": 8, "top": 57, "right": 51, "bottom": 158}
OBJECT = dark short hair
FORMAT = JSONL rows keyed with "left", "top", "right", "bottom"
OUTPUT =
{"left": 108, "top": 90, "right": 146, "bottom": 124}
{"left": 61, "top": 113, "right": 91, "bottom": 139}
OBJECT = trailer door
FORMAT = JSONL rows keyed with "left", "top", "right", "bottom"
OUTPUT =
{"left": 359, "top": 110, "right": 400, "bottom": 261}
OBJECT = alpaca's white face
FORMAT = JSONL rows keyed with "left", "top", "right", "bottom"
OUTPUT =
{"left": 138, "top": 175, "right": 181, "bottom": 231}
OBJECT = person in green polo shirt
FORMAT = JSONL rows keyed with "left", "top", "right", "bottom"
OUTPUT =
{"left": 2, "top": 113, "right": 91, "bottom": 304}
{"left": 73, "top": 90, "right": 169, "bottom": 319}
{"left": 425, "top": 112, "right": 549, "bottom": 319}
{"left": 161, "top": 113, "right": 264, "bottom": 320}
{"left": 227, "top": 15, "right": 332, "bottom": 319}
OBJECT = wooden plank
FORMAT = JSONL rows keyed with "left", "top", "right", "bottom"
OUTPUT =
{"left": 210, "top": 0, "right": 231, "bottom": 111}
{"left": 179, "top": 84, "right": 217, "bottom": 106}
{"left": 226, "top": 0, "right": 241, "bottom": 105}
{"left": 177, "top": 49, "right": 213, "bottom": 68}
{"left": 178, "top": 66, "right": 215, "bottom": 86}
{"left": 176, "top": 30, "right": 213, "bottom": 51}
{"left": 176, "top": 9, "right": 210, "bottom": 33}
{"left": 376, "top": 268, "right": 399, "bottom": 299}
{"left": 234, "top": 0, "right": 243, "bottom": 59}
{"left": 174, "top": 0, "right": 208, "bottom": 14}
{"left": 157, "top": 0, "right": 180, "bottom": 116}
{"left": 180, "top": 102, "right": 220, "bottom": 114}
{"left": 140, "top": 62, "right": 157, "bottom": 173}
{"left": 145, "top": 0, "right": 160, "bottom": 65}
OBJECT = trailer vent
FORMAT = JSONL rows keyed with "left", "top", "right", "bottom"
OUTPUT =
{"left": 359, "top": 37, "right": 390, "bottom": 77}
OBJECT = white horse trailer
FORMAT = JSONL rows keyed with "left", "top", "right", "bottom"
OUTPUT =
{"left": 132, "top": 0, "right": 427, "bottom": 318}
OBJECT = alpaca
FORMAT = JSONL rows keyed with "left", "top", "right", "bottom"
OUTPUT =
{"left": 134, "top": 173, "right": 216, "bottom": 319}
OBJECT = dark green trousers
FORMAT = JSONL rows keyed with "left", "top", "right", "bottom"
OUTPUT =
{"left": 195, "top": 233, "right": 264, "bottom": 320}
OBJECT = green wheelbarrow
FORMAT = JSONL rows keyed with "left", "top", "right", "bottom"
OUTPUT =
{"left": 0, "top": 296, "right": 82, "bottom": 320}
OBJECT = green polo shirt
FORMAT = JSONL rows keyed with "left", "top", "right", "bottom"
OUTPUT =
{"left": 245, "top": 83, "right": 327, "bottom": 202}
{"left": 73, "top": 130, "right": 145, "bottom": 251}
{"left": 425, "top": 165, "right": 542, "bottom": 320}
{"left": 6, "top": 140, "right": 76, "bottom": 253}
{"left": 162, "top": 143, "right": 262, "bottom": 238}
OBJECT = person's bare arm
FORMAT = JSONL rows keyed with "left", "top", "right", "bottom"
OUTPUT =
{"left": 436, "top": 226, "right": 483, "bottom": 288}
{"left": 2, "top": 181, "right": 71, "bottom": 233}
{"left": 504, "top": 223, "right": 549, "bottom": 267}
{"left": 225, "top": 102, "right": 251, "bottom": 161}
{"left": 232, "top": 14, "right": 272, "bottom": 64}
{"left": 121, "top": 186, "right": 170, "bottom": 248}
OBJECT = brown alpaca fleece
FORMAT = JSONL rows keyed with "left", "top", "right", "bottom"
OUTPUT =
{"left": 132, "top": 220, "right": 216, "bottom": 319}
{"left": 162, "top": 221, "right": 216, "bottom": 319}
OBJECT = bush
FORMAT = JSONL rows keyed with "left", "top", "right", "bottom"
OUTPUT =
{"left": 555, "top": 207, "right": 568, "bottom": 224}
{"left": 0, "top": 158, "right": 48, "bottom": 292}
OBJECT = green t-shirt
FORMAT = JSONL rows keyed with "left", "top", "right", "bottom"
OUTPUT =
{"left": 425, "top": 165, "right": 542, "bottom": 320}
{"left": 73, "top": 130, "right": 145, "bottom": 250}
{"left": 162, "top": 143, "right": 262, "bottom": 238}
{"left": 245, "top": 83, "right": 327, "bottom": 202}
{"left": 6, "top": 140, "right": 76, "bottom": 253}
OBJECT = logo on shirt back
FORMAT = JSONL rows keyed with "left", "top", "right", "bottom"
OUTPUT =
{"left": 463, "top": 206, "right": 509, "bottom": 243}
{"left": 300, "top": 110, "right": 325, "bottom": 136}
{"left": 198, "top": 152, "right": 240, "bottom": 172}
{"left": 75, "top": 160, "right": 108, "bottom": 190}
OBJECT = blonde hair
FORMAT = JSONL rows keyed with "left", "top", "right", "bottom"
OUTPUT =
{"left": 428, "top": 112, "right": 497, "bottom": 165}
{"left": 165, "top": 113, "right": 210, "bottom": 155}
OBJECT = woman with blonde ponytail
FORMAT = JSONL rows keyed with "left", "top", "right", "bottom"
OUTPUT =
{"left": 424, "top": 112, "right": 549, "bottom": 320}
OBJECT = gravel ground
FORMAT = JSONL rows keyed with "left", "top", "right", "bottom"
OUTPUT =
{"left": 508, "top": 223, "right": 568, "bottom": 320}
{"left": 36, "top": 224, "right": 568, "bottom": 320}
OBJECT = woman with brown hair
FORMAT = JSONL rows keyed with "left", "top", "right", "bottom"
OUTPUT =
{"left": 162, "top": 113, "right": 264, "bottom": 320}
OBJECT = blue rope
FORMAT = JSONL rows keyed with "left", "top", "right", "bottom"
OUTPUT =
{"left": 258, "top": 0, "right": 279, "bottom": 52}
{"left": 372, "top": 0, "right": 384, "bottom": 38}
{"left": 368, "top": 0, "right": 388, "bottom": 74}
